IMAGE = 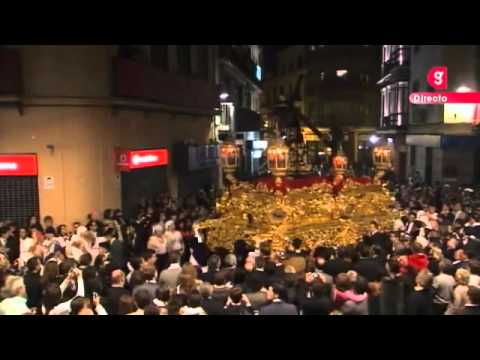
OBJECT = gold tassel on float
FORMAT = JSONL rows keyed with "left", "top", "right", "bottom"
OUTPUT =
{"left": 197, "top": 180, "right": 399, "bottom": 252}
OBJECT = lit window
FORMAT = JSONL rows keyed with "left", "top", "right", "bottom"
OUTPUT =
{"left": 336, "top": 69, "right": 348, "bottom": 78}
{"left": 256, "top": 65, "right": 262, "bottom": 81}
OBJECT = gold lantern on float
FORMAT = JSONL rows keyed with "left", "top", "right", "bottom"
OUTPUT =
{"left": 373, "top": 145, "right": 393, "bottom": 170}
{"left": 372, "top": 144, "right": 393, "bottom": 183}
{"left": 267, "top": 138, "right": 289, "bottom": 187}
{"left": 220, "top": 139, "right": 239, "bottom": 176}
{"left": 332, "top": 145, "right": 348, "bottom": 177}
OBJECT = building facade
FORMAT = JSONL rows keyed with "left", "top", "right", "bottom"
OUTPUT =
{"left": 215, "top": 45, "right": 263, "bottom": 178}
{"left": 377, "top": 45, "right": 410, "bottom": 181}
{"left": 262, "top": 46, "right": 308, "bottom": 114}
{"left": 406, "top": 45, "right": 480, "bottom": 185}
{"left": 0, "top": 45, "right": 219, "bottom": 225}
{"left": 263, "top": 45, "right": 381, "bottom": 175}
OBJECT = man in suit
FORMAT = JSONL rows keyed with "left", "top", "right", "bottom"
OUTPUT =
{"left": 245, "top": 256, "right": 269, "bottom": 289}
{"left": 103, "top": 269, "right": 129, "bottom": 315}
{"left": 301, "top": 282, "right": 333, "bottom": 315}
{"left": 219, "top": 254, "right": 237, "bottom": 284}
{"left": 158, "top": 253, "right": 182, "bottom": 290}
{"left": 211, "top": 271, "right": 231, "bottom": 307}
{"left": 199, "top": 283, "right": 224, "bottom": 315}
{"left": 200, "top": 254, "right": 221, "bottom": 284}
{"left": 259, "top": 283, "right": 298, "bottom": 315}
{"left": 133, "top": 264, "right": 159, "bottom": 300}
{"left": 324, "top": 247, "right": 353, "bottom": 278}
{"left": 366, "top": 221, "right": 392, "bottom": 254}
{"left": 353, "top": 243, "right": 387, "bottom": 283}
{"left": 245, "top": 275, "right": 268, "bottom": 312}
{"left": 462, "top": 286, "right": 480, "bottom": 315}
{"left": 106, "top": 228, "right": 126, "bottom": 271}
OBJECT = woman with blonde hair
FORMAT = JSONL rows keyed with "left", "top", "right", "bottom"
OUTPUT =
{"left": 164, "top": 220, "right": 184, "bottom": 255}
{"left": 147, "top": 224, "right": 168, "bottom": 272}
{"left": 446, "top": 268, "right": 471, "bottom": 315}
{"left": 0, "top": 276, "right": 31, "bottom": 315}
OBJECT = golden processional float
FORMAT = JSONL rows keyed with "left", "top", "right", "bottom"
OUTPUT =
{"left": 199, "top": 79, "right": 398, "bottom": 252}
{"left": 203, "top": 141, "right": 398, "bottom": 252}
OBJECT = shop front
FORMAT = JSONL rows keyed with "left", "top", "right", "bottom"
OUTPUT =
{"left": 172, "top": 143, "right": 219, "bottom": 199}
{"left": 115, "top": 148, "right": 169, "bottom": 219}
{"left": 0, "top": 154, "right": 39, "bottom": 226}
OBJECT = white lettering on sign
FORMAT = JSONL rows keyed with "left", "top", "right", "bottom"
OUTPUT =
{"left": 434, "top": 71, "right": 444, "bottom": 86}
{"left": 132, "top": 154, "right": 158, "bottom": 165}
{"left": 0, "top": 162, "right": 18, "bottom": 170}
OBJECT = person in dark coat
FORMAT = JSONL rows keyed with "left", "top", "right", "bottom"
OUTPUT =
{"left": 365, "top": 221, "right": 392, "bottom": 255}
{"left": 106, "top": 228, "right": 127, "bottom": 271}
{"left": 462, "top": 286, "right": 480, "bottom": 315}
{"left": 259, "top": 283, "right": 298, "bottom": 315}
{"left": 353, "top": 244, "right": 387, "bottom": 283}
{"left": 102, "top": 269, "right": 129, "bottom": 315}
{"left": 324, "top": 246, "right": 353, "bottom": 278}
{"left": 406, "top": 270, "right": 435, "bottom": 315}
{"left": 223, "top": 287, "right": 254, "bottom": 315}
{"left": 200, "top": 254, "right": 220, "bottom": 284}
{"left": 380, "top": 258, "right": 409, "bottom": 315}
{"left": 23, "top": 257, "right": 43, "bottom": 310}
{"left": 199, "top": 283, "right": 224, "bottom": 315}
{"left": 301, "top": 282, "right": 334, "bottom": 315}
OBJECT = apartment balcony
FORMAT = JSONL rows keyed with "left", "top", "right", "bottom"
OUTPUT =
{"left": 380, "top": 113, "right": 409, "bottom": 130}
{"left": 113, "top": 57, "right": 218, "bottom": 114}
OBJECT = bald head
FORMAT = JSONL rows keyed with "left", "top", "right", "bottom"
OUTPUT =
{"left": 112, "top": 269, "right": 126, "bottom": 286}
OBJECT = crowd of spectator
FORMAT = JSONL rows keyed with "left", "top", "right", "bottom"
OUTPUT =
{"left": 1, "top": 181, "right": 480, "bottom": 315}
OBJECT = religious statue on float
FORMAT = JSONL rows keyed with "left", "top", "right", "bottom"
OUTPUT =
{"left": 331, "top": 143, "right": 348, "bottom": 196}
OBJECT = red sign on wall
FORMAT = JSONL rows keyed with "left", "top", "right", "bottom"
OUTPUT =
{"left": 427, "top": 66, "right": 448, "bottom": 90}
{"left": 0, "top": 154, "right": 38, "bottom": 176}
{"left": 115, "top": 148, "right": 168, "bottom": 172}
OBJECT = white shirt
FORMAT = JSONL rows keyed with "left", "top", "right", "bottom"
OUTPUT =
{"left": 469, "top": 274, "right": 480, "bottom": 287}
{"left": 148, "top": 235, "right": 167, "bottom": 255}
{"left": 46, "top": 277, "right": 85, "bottom": 315}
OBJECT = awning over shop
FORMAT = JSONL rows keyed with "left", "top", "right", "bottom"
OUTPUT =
{"left": 235, "top": 108, "right": 262, "bottom": 132}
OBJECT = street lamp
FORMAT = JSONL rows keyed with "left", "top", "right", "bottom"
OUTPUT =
{"left": 220, "top": 92, "right": 229, "bottom": 100}
{"left": 369, "top": 134, "right": 380, "bottom": 144}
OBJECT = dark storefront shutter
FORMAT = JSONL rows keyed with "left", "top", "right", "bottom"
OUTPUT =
{"left": 0, "top": 176, "right": 39, "bottom": 226}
